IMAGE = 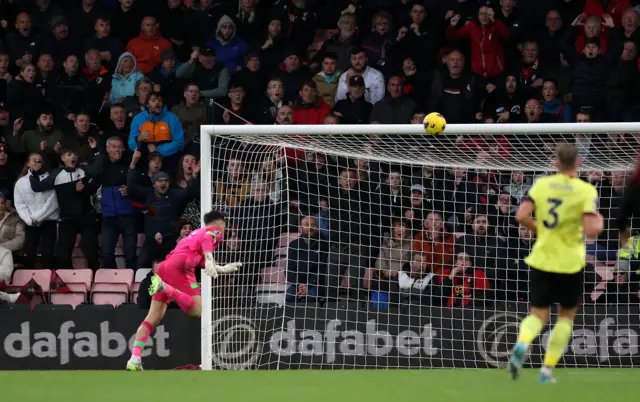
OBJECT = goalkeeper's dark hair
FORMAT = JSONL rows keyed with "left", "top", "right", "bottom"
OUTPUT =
{"left": 204, "top": 210, "right": 227, "bottom": 225}
{"left": 556, "top": 143, "right": 579, "bottom": 169}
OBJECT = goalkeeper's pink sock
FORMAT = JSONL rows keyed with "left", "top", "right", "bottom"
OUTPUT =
{"left": 162, "top": 283, "right": 195, "bottom": 313}
{"left": 131, "top": 321, "right": 153, "bottom": 361}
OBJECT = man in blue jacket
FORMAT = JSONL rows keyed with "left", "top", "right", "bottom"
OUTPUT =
{"left": 128, "top": 91, "right": 184, "bottom": 174}
{"left": 87, "top": 135, "right": 137, "bottom": 270}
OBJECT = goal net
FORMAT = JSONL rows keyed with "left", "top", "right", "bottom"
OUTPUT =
{"left": 200, "top": 123, "right": 640, "bottom": 371}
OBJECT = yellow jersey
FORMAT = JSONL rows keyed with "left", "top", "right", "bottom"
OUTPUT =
{"left": 524, "top": 173, "right": 599, "bottom": 274}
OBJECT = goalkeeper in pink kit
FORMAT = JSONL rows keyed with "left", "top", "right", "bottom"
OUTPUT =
{"left": 126, "top": 211, "right": 241, "bottom": 371}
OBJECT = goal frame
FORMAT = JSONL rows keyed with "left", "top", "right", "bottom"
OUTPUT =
{"left": 199, "top": 122, "right": 639, "bottom": 370}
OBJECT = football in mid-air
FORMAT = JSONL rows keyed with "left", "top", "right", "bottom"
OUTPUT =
{"left": 423, "top": 112, "right": 446, "bottom": 136}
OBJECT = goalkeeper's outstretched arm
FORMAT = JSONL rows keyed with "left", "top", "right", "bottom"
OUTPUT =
{"left": 617, "top": 166, "right": 640, "bottom": 245}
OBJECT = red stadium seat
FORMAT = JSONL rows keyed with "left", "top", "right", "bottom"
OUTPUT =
{"left": 94, "top": 268, "right": 134, "bottom": 289}
{"left": 91, "top": 283, "right": 129, "bottom": 307}
{"left": 51, "top": 269, "right": 92, "bottom": 307}
{"left": 11, "top": 269, "right": 51, "bottom": 292}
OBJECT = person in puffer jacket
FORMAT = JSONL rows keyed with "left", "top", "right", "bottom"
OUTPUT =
{"left": 30, "top": 148, "right": 100, "bottom": 271}
{"left": 87, "top": 136, "right": 137, "bottom": 270}
{"left": 110, "top": 52, "right": 145, "bottom": 104}
{"left": 207, "top": 15, "right": 248, "bottom": 75}
{"left": 13, "top": 152, "right": 59, "bottom": 270}
{"left": 292, "top": 80, "right": 330, "bottom": 124}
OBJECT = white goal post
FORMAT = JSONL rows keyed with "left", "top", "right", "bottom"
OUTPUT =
{"left": 200, "top": 123, "right": 640, "bottom": 371}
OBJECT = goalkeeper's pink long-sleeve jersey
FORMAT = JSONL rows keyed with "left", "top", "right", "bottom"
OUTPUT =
{"left": 165, "top": 226, "right": 224, "bottom": 273}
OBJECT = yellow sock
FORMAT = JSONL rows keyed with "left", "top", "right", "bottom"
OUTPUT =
{"left": 517, "top": 314, "right": 545, "bottom": 347}
{"left": 543, "top": 318, "right": 573, "bottom": 368}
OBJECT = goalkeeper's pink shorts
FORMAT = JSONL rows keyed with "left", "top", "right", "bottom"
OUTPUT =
{"left": 152, "top": 255, "right": 201, "bottom": 303}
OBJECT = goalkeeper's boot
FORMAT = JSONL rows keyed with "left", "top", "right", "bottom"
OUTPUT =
{"left": 538, "top": 367, "right": 557, "bottom": 384}
{"left": 148, "top": 274, "right": 165, "bottom": 296}
{"left": 507, "top": 342, "right": 526, "bottom": 380}
{"left": 126, "top": 359, "right": 143, "bottom": 372}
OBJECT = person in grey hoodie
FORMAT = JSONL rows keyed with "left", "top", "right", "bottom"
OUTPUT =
{"left": 206, "top": 15, "right": 249, "bottom": 75}
{"left": 109, "top": 52, "right": 144, "bottom": 104}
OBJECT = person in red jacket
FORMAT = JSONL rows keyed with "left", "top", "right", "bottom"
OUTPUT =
{"left": 583, "top": 0, "right": 631, "bottom": 27}
{"left": 292, "top": 80, "right": 330, "bottom": 125}
{"left": 126, "top": 16, "right": 172, "bottom": 74}
{"left": 446, "top": 5, "right": 510, "bottom": 81}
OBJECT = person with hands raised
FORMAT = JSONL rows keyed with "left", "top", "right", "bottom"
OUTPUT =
{"left": 11, "top": 109, "right": 64, "bottom": 170}
{"left": 86, "top": 134, "right": 138, "bottom": 269}
{"left": 29, "top": 146, "right": 100, "bottom": 270}
{"left": 126, "top": 148, "right": 199, "bottom": 269}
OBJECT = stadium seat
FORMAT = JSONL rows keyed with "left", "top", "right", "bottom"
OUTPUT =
{"left": 11, "top": 269, "right": 51, "bottom": 292}
{"left": 94, "top": 268, "right": 134, "bottom": 289}
{"left": 50, "top": 269, "right": 92, "bottom": 308}
{"left": 260, "top": 266, "right": 285, "bottom": 284}
{"left": 135, "top": 268, "right": 152, "bottom": 282}
{"left": 131, "top": 282, "right": 141, "bottom": 304}
{"left": 91, "top": 269, "right": 134, "bottom": 306}
{"left": 91, "top": 283, "right": 129, "bottom": 306}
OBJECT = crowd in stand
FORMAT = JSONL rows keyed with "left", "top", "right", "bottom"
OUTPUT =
{"left": 0, "top": 0, "right": 638, "bottom": 308}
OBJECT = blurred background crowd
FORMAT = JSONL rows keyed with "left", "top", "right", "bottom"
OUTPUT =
{"left": 0, "top": 0, "right": 638, "bottom": 308}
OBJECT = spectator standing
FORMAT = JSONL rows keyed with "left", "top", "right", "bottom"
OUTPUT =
{"left": 370, "top": 75, "right": 416, "bottom": 124}
{"left": 312, "top": 53, "right": 340, "bottom": 108}
{"left": 220, "top": 81, "right": 255, "bottom": 124}
{"left": 412, "top": 211, "right": 456, "bottom": 276}
{"left": 538, "top": 9, "right": 566, "bottom": 68}
{"left": 83, "top": 16, "right": 124, "bottom": 71}
{"left": 292, "top": 81, "right": 330, "bottom": 125}
{"left": 396, "top": 252, "right": 440, "bottom": 306}
{"left": 5, "top": 12, "right": 39, "bottom": 71}
{"left": 273, "top": 47, "right": 309, "bottom": 103}
{"left": 52, "top": 55, "right": 89, "bottom": 126}
{"left": 361, "top": 10, "right": 394, "bottom": 70}
{"left": 562, "top": 15, "right": 621, "bottom": 121}
{"left": 126, "top": 16, "right": 172, "bottom": 75}
{"left": 6, "top": 64, "right": 45, "bottom": 130}
{"left": 171, "top": 83, "right": 206, "bottom": 145}
{"left": 41, "top": 16, "right": 80, "bottom": 67}
{"left": 60, "top": 113, "right": 99, "bottom": 165}
{"left": 233, "top": 51, "right": 267, "bottom": 105}
{"left": 31, "top": 0, "right": 64, "bottom": 36}
{"left": 446, "top": 6, "right": 510, "bottom": 88}
{"left": 441, "top": 251, "right": 491, "bottom": 307}
{"left": 333, "top": 75, "right": 372, "bottom": 124}
{"left": 314, "top": 12, "right": 360, "bottom": 72}
{"left": 374, "top": 218, "right": 412, "bottom": 284}
{"left": 480, "top": 74, "right": 523, "bottom": 123}
{"left": 88, "top": 136, "right": 137, "bottom": 269}
{"left": 30, "top": 149, "right": 100, "bottom": 270}
{"left": 68, "top": 0, "right": 106, "bottom": 40}
{"left": 259, "top": 78, "right": 289, "bottom": 123}
{"left": 13, "top": 153, "right": 56, "bottom": 268}
{"left": 122, "top": 77, "right": 152, "bottom": 118}
{"left": 128, "top": 91, "right": 185, "bottom": 163}
{"left": 510, "top": 40, "right": 546, "bottom": 98}
{"left": 428, "top": 50, "right": 476, "bottom": 124}
{"left": 271, "top": 0, "right": 317, "bottom": 55}
{"left": 34, "top": 53, "right": 55, "bottom": 102}
{"left": 11, "top": 111, "right": 63, "bottom": 170}
{"left": 402, "top": 56, "right": 430, "bottom": 108}
{"left": 541, "top": 78, "right": 572, "bottom": 123}
{"left": 82, "top": 50, "right": 113, "bottom": 123}
{"left": 111, "top": 0, "right": 143, "bottom": 46}
{"left": 104, "top": 104, "right": 130, "bottom": 145}
{"left": 146, "top": 48, "right": 183, "bottom": 109}
{"left": 109, "top": 52, "right": 144, "bottom": 104}
{"left": 394, "top": 2, "right": 440, "bottom": 74}
{"left": 0, "top": 192, "right": 23, "bottom": 279}
{"left": 606, "top": 40, "right": 640, "bottom": 121}
{"left": 286, "top": 216, "right": 328, "bottom": 303}
{"left": 126, "top": 149, "right": 199, "bottom": 268}
{"left": 176, "top": 46, "right": 230, "bottom": 100}
{"left": 254, "top": 16, "right": 286, "bottom": 74}
{"left": 335, "top": 48, "right": 385, "bottom": 105}
{"left": 158, "top": 0, "right": 189, "bottom": 60}
{"left": 208, "top": 15, "right": 248, "bottom": 75}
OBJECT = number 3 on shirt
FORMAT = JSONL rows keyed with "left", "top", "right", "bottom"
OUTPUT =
{"left": 543, "top": 198, "right": 563, "bottom": 229}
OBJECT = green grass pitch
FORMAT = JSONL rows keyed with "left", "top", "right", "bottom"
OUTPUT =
{"left": 0, "top": 369, "right": 636, "bottom": 402}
